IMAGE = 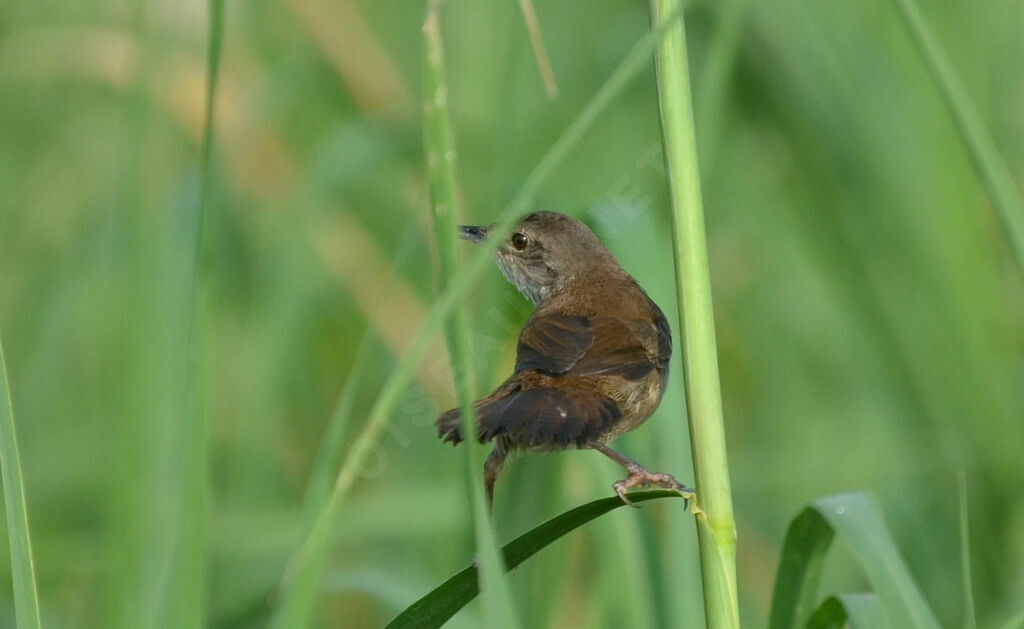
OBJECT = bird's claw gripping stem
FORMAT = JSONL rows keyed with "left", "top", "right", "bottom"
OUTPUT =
{"left": 613, "top": 463, "right": 692, "bottom": 508}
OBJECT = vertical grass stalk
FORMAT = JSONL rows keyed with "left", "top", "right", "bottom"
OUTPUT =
{"left": 162, "top": 0, "right": 223, "bottom": 623}
{"left": 890, "top": 0, "right": 1024, "bottom": 275}
{"left": 649, "top": 0, "right": 739, "bottom": 626}
{"left": 422, "top": 1, "right": 520, "bottom": 625}
{"left": 0, "top": 335, "right": 42, "bottom": 629}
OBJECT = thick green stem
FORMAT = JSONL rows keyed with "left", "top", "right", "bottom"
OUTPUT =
{"left": 649, "top": 0, "right": 739, "bottom": 626}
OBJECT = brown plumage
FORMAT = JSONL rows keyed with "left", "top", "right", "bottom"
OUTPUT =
{"left": 436, "top": 211, "right": 689, "bottom": 506}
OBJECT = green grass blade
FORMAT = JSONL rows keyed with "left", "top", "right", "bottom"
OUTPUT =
{"left": 161, "top": 0, "right": 223, "bottom": 623}
{"left": 648, "top": 0, "right": 739, "bottom": 627}
{"left": 768, "top": 507, "right": 835, "bottom": 629}
{"left": 200, "top": 0, "right": 225, "bottom": 179}
{"left": 889, "top": 0, "right": 1024, "bottom": 274}
{"left": 815, "top": 493, "right": 940, "bottom": 628}
{"left": 0, "top": 335, "right": 42, "bottom": 628}
{"left": 1001, "top": 608, "right": 1024, "bottom": 629}
{"left": 694, "top": 0, "right": 747, "bottom": 170}
{"left": 957, "top": 472, "right": 976, "bottom": 629}
{"left": 384, "top": 491, "right": 686, "bottom": 629}
{"left": 301, "top": 330, "right": 375, "bottom": 518}
{"left": 770, "top": 492, "right": 940, "bottom": 629}
{"left": 271, "top": 8, "right": 689, "bottom": 626}
{"left": 302, "top": 222, "right": 422, "bottom": 518}
{"left": 806, "top": 594, "right": 883, "bottom": 629}
{"left": 422, "top": 1, "right": 519, "bottom": 626}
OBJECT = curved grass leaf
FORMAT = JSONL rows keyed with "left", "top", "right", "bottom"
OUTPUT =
{"left": 768, "top": 492, "right": 940, "bottom": 629}
{"left": 767, "top": 505, "right": 835, "bottom": 629}
{"left": 806, "top": 594, "right": 882, "bottom": 629}
{"left": 385, "top": 490, "right": 687, "bottom": 629}
{"left": 0, "top": 334, "right": 42, "bottom": 629}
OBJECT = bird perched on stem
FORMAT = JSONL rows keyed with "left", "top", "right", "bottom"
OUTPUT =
{"left": 437, "top": 211, "right": 691, "bottom": 507}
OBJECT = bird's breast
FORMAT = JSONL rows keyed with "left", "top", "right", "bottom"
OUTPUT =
{"left": 595, "top": 369, "right": 665, "bottom": 442}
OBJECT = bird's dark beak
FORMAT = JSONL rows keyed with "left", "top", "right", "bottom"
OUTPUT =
{"left": 459, "top": 225, "right": 488, "bottom": 243}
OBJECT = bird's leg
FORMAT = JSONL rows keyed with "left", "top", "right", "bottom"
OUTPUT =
{"left": 470, "top": 443, "right": 510, "bottom": 570}
{"left": 483, "top": 438, "right": 510, "bottom": 511}
{"left": 591, "top": 442, "right": 691, "bottom": 507}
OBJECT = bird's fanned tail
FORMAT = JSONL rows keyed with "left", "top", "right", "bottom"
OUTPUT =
{"left": 436, "top": 407, "right": 466, "bottom": 444}
{"left": 436, "top": 379, "right": 622, "bottom": 448}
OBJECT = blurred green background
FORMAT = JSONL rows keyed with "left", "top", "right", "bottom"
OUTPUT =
{"left": 1, "top": 0, "right": 1023, "bottom": 627}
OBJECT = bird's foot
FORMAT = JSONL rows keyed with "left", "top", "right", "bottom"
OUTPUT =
{"left": 613, "top": 464, "right": 691, "bottom": 508}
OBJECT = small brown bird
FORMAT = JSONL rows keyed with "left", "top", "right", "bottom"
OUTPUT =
{"left": 437, "top": 211, "right": 689, "bottom": 506}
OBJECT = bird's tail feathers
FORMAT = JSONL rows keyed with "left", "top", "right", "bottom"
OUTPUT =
{"left": 437, "top": 407, "right": 465, "bottom": 445}
{"left": 435, "top": 380, "right": 621, "bottom": 448}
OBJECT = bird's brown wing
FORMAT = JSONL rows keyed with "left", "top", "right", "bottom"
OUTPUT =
{"left": 513, "top": 314, "right": 592, "bottom": 373}
{"left": 515, "top": 313, "right": 658, "bottom": 380}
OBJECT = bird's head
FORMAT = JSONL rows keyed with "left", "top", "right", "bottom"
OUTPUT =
{"left": 460, "top": 211, "right": 619, "bottom": 305}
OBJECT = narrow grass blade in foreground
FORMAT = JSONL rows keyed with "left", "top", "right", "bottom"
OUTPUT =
{"left": 958, "top": 472, "right": 977, "bottom": 629}
{"left": 768, "top": 492, "right": 940, "bottom": 629}
{"left": 422, "top": 0, "right": 519, "bottom": 626}
{"left": 385, "top": 491, "right": 686, "bottom": 629}
{"left": 805, "top": 594, "right": 882, "bottom": 629}
{"left": 161, "top": 0, "right": 224, "bottom": 623}
{"left": 0, "top": 335, "right": 42, "bottom": 628}
{"left": 649, "top": 0, "right": 738, "bottom": 626}
{"left": 271, "top": 7, "right": 690, "bottom": 626}
{"left": 889, "top": 0, "right": 1024, "bottom": 275}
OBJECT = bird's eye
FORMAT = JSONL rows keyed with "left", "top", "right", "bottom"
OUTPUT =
{"left": 511, "top": 233, "right": 529, "bottom": 250}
